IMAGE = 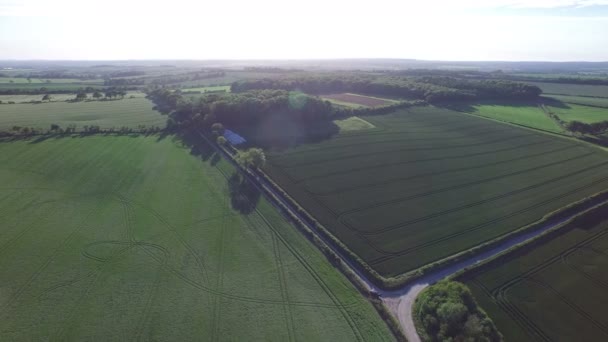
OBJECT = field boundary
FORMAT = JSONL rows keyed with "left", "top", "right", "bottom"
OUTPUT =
{"left": 197, "top": 130, "right": 407, "bottom": 341}
{"left": 451, "top": 195, "right": 608, "bottom": 282}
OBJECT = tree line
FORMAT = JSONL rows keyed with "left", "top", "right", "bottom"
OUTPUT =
{"left": 146, "top": 87, "right": 336, "bottom": 146}
{"left": 230, "top": 74, "right": 541, "bottom": 103}
{"left": 566, "top": 120, "right": 608, "bottom": 135}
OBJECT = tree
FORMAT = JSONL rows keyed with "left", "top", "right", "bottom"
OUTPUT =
{"left": 75, "top": 92, "right": 87, "bottom": 101}
{"left": 211, "top": 122, "right": 225, "bottom": 135}
{"left": 42, "top": 94, "right": 52, "bottom": 102}
{"left": 236, "top": 148, "right": 266, "bottom": 169}
{"left": 216, "top": 136, "right": 227, "bottom": 146}
{"left": 92, "top": 91, "right": 103, "bottom": 100}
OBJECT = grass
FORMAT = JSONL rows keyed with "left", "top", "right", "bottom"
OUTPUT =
{"left": 528, "top": 81, "right": 608, "bottom": 98}
{"left": 321, "top": 93, "right": 398, "bottom": 108}
{"left": 547, "top": 95, "right": 608, "bottom": 108}
{"left": 546, "top": 103, "right": 608, "bottom": 124}
{"left": 181, "top": 85, "right": 231, "bottom": 93}
{"left": 0, "top": 77, "right": 104, "bottom": 84}
{"left": 0, "top": 135, "right": 392, "bottom": 341}
{"left": 458, "top": 206, "right": 608, "bottom": 341}
{"left": 0, "top": 97, "right": 166, "bottom": 131}
{"left": 0, "top": 91, "right": 146, "bottom": 104}
{"left": 466, "top": 103, "right": 563, "bottom": 133}
{"left": 263, "top": 106, "right": 608, "bottom": 278}
{"left": 334, "top": 116, "right": 376, "bottom": 132}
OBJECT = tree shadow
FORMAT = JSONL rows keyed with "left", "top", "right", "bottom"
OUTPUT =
{"left": 437, "top": 97, "right": 571, "bottom": 113}
{"left": 210, "top": 152, "right": 221, "bottom": 166}
{"left": 227, "top": 172, "right": 260, "bottom": 214}
{"left": 178, "top": 130, "right": 215, "bottom": 161}
{"left": 234, "top": 117, "right": 340, "bottom": 152}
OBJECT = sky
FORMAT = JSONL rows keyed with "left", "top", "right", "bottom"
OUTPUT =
{"left": 0, "top": 0, "right": 607, "bottom": 61}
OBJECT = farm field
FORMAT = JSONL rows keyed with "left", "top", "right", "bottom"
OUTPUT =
{"left": 0, "top": 135, "right": 392, "bottom": 341}
{"left": 527, "top": 81, "right": 608, "bottom": 97}
{"left": 458, "top": 206, "right": 608, "bottom": 341}
{"left": 547, "top": 103, "right": 608, "bottom": 124}
{"left": 181, "top": 85, "right": 231, "bottom": 93}
{"left": 0, "top": 91, "right": 146, "bottom": 104}
{"left": 0, "top": 77, "right": 104, "bottom": 84}
{"left": 0, "top": 97, "right": 166, "bottom": 130}
{"left": 0, "top": 83, "right": 104, "bottom": 92}
{"left": 333, "top": 116, "right": 376, "bottom": 132}
{"left": 547, "top": 94, "right": 608, "bottom": 108}
{"left": 466, "top": 103, "right": 563, "bottom": 133}
{"left": 321, "top": 93, "right": 398, "bottom": 108}
{"left": 264, "top": 106, "right": 608, "bottom": 277}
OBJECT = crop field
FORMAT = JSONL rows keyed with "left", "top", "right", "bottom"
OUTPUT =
{"left": 321, "top": 93, "right": 397, "bottom": 108}
{"left": 547, "top": 103, "right": 608, "bottom": 124}
{"left": 0, "top": 83, "right": 104, "bottom": 92}
{"left": 264, "top": 106, "right": 608, "bottom": 277}
{"left": 0, "top": 135, "right": 391, "bottom": 341}
{"left": 0, "top": 91, "right": 146, "bottom": 104}
{"left": 459, "top": 207, "right": 608, "bottom": 341}
{"left": 181, "top": 85, "right": 231, "bottom": 93}
{"left": 466, "top": 103, "right": 563, "bottom": 133}
{"left": 333, "top": 116, "right": 376, "bottom": 132}
{"left": 547, "top": 95, "right": 608, "bottom": 108}
{"left": 527, "top": 81, "right": 608, "bottom": 97}
{"left": 0, "top": 77, "right": 104, "bottom": 84}
{"left": 0, "top": 97, "right": 166, "bottom": 130}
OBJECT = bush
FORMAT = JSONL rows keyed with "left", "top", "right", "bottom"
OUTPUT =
{"left": 415, "top": 281, "right": 502, "bottom": 342}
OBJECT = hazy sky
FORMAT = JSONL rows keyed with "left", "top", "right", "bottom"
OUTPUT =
{"left": 1, "top": 0, "right": 607, "bottom": 61}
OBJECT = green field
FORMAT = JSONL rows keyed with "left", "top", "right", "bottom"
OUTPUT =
{"left": 264, "top": 106, "right": 608, "bottom": 278}
{"left": 0, "top": 91, "right": 146, "bottom": 104}
{"left": 0, "top": 83, "right": 105, "bottom": 92}
{"left": 0, "top": 77, "right": 104, "bottom": 84}
{"left": 0, "top": 135, "right": 391, "bottom": 341}
{"left": 459, "top": 207, "right": 608, "bottom": 341}
{"left": 466, "top": 103, "right": 563, "bottom": 133}
{"left": 333, "top": 116, "right": 376, "bottom": 132}
{"left": 547, "top": 95, "right": 608, "bottom": 108}
{"left": 528, "top": 81, "right": 608, "bottom": 98}
{"left": 181, "top": 85, "right": 231, "bottom": 93}
{"left": 547, "top": 103, "right": 608, "bottom": 124}
{"left": 0, "top": 97, "right": 166, "bottom": 130}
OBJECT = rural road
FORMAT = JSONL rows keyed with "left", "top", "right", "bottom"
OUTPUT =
{"left": 199, "top": 130, "right": 608, "bottom": 342}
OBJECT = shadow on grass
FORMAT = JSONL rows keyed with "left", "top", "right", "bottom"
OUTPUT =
{"left": 174, "top": 129, "right": 261, "bottom": 214}
{"left": 0, "top": 131, "right": 166, "bottom": 145}
{"left": 227, "top": 172, "right": 261, "bottom": 214}
{"left": 437, "top": 98, "right": 571, "bottom": 113}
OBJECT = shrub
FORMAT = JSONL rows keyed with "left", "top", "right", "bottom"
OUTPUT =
{"left": 415, "top": 281, "right": 502, "bottom": 342}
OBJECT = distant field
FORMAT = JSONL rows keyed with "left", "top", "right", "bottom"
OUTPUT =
{"left": 0, "top": 136, "right": 392, "bottom": 341}
{"left": 333, "top": 116, "right": 376, "bottom": 132}
{"left": 547, "top": 103, "right": 608, "bottom": 124}
{"left": 465, "top": 103, "right": 563, "bottom": 133}
{"left": 181, "top": 85, "right": 231, "bottom": 93}
{"left": 0, "top": 91, "right": 146, "bottom": 104}
{"left": 264, "top": 106, "right": 608, "bottom": 277}
{"left": 0, "top": 77, "right": 104, "bottom": 84}
{"left": 0, "top": 83, "right": 104, "bottom": 92}
{"left": 528, "top": 81, "right": 608, "bottom": 98}
{"left": 547, "top": 94, "right": 608, "bottom": 108}
{"left": 321, "top": 93, "right": 397, "bottom": 108}
{"left": 459, "top": 207, "right": 608, "bottom": 341}
{"left": 0, "top": 97, "right": 166, "bottom": 130}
